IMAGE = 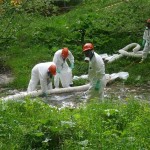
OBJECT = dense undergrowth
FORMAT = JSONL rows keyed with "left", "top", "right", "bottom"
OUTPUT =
{"left": 0, "top": 0, "right": 150, "bottom": 89}
{"left": 0, "top": 98, "right": 150, "bottom": 149}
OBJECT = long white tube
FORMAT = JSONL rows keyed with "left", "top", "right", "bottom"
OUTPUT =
{"left": 106, "top": 43, "right": 142, "bottom": 63}
{"left": 1, "top": 84, "right": 90, "bottom": 101}
{"left": 107, "top": 54, "right": 124, "bottom": 63}
{"left": 118, "top": 43, "right": 143, "bottom": 57}
{"left": 119, "top": 49, "right": 142, "bottom": 57}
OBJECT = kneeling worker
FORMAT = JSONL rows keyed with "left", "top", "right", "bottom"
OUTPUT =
{"left": 27, "top": 62, "right": 56, "bottom": 97}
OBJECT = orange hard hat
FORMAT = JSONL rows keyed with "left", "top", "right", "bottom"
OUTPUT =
{"left": 147, "top": 19, "right": 150, "bottom": 23}
{"left": 62, "top": 47, "right": 69, "bottom": 58}
{"left": 48, "top": 64, "right": 56, "bottom": 76}
{"left": 83, "top": 43, "right": 94, "bottom": 51}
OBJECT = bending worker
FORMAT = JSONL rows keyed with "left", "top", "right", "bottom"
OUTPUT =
{"left": 82, "top": 43, "right": 106, "bottom": 100}
{"left": 140, "top": 19, "right": 150, "bottom": 63}
{"left": 53, "top": 47, "right": 74, "bottom": 88}
{"left": 27, "top": 62, "right": 56, "bottom": 97}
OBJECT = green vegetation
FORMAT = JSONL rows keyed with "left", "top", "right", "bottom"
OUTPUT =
{"left": 0, "top": 0, "right": 150, "bottom": 89}
{"left": 0, "top": 98, "right": 149, "bottom": 149}
{"left": 0, "top": 0, "right": 150, "bottom": 149}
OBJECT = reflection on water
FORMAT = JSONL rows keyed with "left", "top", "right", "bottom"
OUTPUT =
{"left": 44, "top": 92, "right": 87, "bottom": 109}
{"left": 43, "top": 82, "right": 150, "bottom": 108}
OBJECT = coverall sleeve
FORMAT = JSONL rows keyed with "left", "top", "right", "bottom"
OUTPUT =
{"left": 94, "top": 63, "right": 105, "bottom": 91}
{"left": 143, "top": 30, "right": 146, "bottom": 40}
{"left": 41, "top": 80, "right": 48, "bottom": 93}
{"left": 95, "top": 64, "right": 105, "bottom": 80}
{"left": 39, "top": 74, "right": 48, "bottom": 93}
{"left": 68, "top": 51, "right": 74, "bottom": 64}
{"left": 47, "top": 78, "right": 53, "bottom": 90}
{"left": 96, "top": 70, "right": 102, "bottom": 79}
{"left": 53, "top": 53, "right": 57, "bottom": 65}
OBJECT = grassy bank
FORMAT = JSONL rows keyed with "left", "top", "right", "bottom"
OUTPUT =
{"left": 0, "top": 0, "right": 150, "bottom": 90}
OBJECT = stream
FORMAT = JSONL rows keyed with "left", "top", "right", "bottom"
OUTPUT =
{"left": 43, "top": 81, "right": 150, "bottom": 108}
{"left": 0, "top": 74, "right": 150, "bottom": 108}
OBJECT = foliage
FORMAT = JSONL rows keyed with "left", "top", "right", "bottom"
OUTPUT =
{"left": 0, "top": 0, "right": 150, "bottom": 89}
{"left": 0, "top": 98, "right": 149, "bottom": 149}
{"left": 22, "top": 0, "right": 59, "bottom": 16}
{"left": 0, "top": 1, "right": 150, "bottom": 150}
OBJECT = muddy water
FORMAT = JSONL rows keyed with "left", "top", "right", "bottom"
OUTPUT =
{"left": 43, "top": 92, "right": 87, "bottom": 109}
{"left": 1, "top": 79, "right": 150, "bottom": 108}
{"left": 105, "top": 82, "right": 150, "bottom": 100}
{"left": 43, "top": 82, "right": 150, "bottom": 108}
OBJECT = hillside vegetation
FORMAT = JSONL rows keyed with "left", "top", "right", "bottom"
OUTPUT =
{"left": 0, "top": 1, "right": 150, "bottom": 149}
{"left": 0, "top": 0, "right": 150, "bottom": 89}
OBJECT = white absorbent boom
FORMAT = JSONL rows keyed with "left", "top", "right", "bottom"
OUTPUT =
{"left": 2, "top": 84, "right": 90, "bottom": 101}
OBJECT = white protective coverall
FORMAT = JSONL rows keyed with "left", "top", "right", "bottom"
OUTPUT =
{"left": 87, "top": 52, "right": 106, "bottom": 100}
{"left": 53, "top": 49, "right": 74, "bottom": 88}
{"left": 142, "top": 27, "right": 150, "bottom": 60}
{"left": 27, "top": 62, "right": 54, "bottom": 93}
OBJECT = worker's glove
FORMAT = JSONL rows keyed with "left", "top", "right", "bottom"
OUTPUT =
{"left": 142, "top": 39, "right": 146, "bottom": 48}
{"left": 94, "top": 80, "right": 101, "bottom": 91}
{"left": 56, "top": 69, "right": 61, "bottom": 73}
{"left": 70, "top": 63, "right": 74, "bottom": 69}
{"left": 39, "top": 92, "right": 47, "bottom": 97}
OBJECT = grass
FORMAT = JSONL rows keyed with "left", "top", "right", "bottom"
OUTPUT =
{"left": 0, "top": 98, "right": 149, "bottom": 149}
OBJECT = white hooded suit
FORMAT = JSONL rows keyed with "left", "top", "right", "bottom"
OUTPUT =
{"left": 142, "top": 27, "right": 150, "bottom": 60}
{"left": 87, "top": 52, "right": 106, "bottom": 100}
{"left": 53, "top": 49, "right": 74, "bottom": 88}
{"left": 27, "top": 62, "right": 55, "bottom": 93}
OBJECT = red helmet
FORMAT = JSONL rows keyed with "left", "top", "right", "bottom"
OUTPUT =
{"left": 83, "top": 43, "right": 94, "bottom": 51}
{"left": 62, "top": 47, "right": 69, "bottom": 58}
{"left": 48, "top": 64, "right": 56, "bottom": 76}
{"left": 147, "top": 19, "right": 150, "bottom": 23}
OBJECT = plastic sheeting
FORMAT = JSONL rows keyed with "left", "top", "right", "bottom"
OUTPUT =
{"left": 73, "top": 72, "right": 129, "bottom": 83}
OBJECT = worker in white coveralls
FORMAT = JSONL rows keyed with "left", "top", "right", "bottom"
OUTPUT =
{"left": 140, "top": 19, "right": 150, "bottom": 63}
{"left": 27, "top": 62, "right": 56, "bottom": 97}
{"left": 82, "top": 43, "right": 106, "bottom": 100}
{"left": 53, "top": 47, "right": 74, "bottom": 88}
